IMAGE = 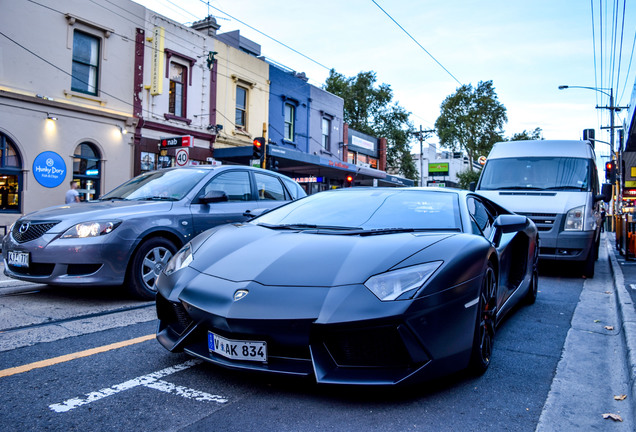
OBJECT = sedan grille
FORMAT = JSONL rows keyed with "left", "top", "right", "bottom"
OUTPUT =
{"left": 12, "top": 221, "right": 60, "bottom": 243}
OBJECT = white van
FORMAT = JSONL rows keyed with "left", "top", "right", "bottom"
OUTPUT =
{"left": 476, "top": 140, "right": 611, "bottom": 278}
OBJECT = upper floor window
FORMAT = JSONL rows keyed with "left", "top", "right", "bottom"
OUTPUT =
{"left": 71, "top": 31, "right": 100, "bottom": 95}
{"left": 169, "top": 63, "right": 186, "bottom": 118}
{"left": 235, "top": 86, "right": 247, "bottom": 128}
{"left": 284, "top": 103, "right": 295, "bottom": 141}
{"left": 321, "top": 118, "right": 331, "bottom": 149}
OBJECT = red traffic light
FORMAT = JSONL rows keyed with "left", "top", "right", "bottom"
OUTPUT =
{"left": 346, "top": 175, "right": 353, "bottom": 182}
{"left": 253, "top": 138, "right": 263, "bottom": 148}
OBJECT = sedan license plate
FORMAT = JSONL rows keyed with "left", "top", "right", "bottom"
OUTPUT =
{"left": 7, "top": 251, "right": 29, "bottom": 268}
{"left": 208, "top": 332, "right": 267, "bottom": 362}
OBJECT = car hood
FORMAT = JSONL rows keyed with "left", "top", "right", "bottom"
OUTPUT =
{"left": 190, "top": 224, "right": 454, "bottom": 287}
{"left": 477, "top": 190, "right": 588, "bottom": 214}
{"left": 18, "top": 201, "right": 175, "bottom": 233}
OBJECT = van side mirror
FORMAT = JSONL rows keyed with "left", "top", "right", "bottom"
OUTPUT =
{"left": 199, "top": 190, "right": 229, "bottom": 204}
{"left": 595, "top": 183, "right": 612, "bottom": 203}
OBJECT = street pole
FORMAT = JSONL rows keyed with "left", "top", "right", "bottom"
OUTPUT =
{"left": 412, "top": 126, "right": 435, "bottom": 187}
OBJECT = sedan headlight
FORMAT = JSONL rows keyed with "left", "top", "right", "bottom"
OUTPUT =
{"left": 564, "top": 206, "right": 584, "bottom": 231}
{"left": 61, "top": 221, "right": 121, "bottom": 238}
{"left": 164, "top": 243, "right": 193, "bottom": 275}
{"left": 364, "top": 261, "right": 443, "bottom": 301}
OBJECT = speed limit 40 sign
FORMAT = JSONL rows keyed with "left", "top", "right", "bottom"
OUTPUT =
{"left": 175, "top": 148, "right": 189, "bottom": 167}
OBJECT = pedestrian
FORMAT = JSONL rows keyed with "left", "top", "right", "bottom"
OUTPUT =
{"left": 601, "top": 207, "right": 606, "bottom": 232}
{"left": 65, "top": 181, "right": 80, "bottom": 204}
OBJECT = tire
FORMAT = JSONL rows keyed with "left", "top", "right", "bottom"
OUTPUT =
{"left": 127, "top": 237, "right": 177, "bottom": 300}
{"left": 525, "top": 244, "right": 539, "bottom": 305}
{"left": 468, "top": 262, "right": 497, "bottom": 375}
{"left": 582, "top": 246, "right": 595, "bottom": 279}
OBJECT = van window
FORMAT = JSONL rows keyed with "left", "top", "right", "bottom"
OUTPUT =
{"left": 479, "top": 157, "right": 590, "bottom": 191}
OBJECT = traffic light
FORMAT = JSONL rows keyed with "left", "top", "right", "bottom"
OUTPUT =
{"left": 605, "top": 161, "right": 616, "bottom": 183}
{"left": 252, "top": 137, "right": 264, "bottom": 160}
{"left": 345, "top": 174, "right": 353, "bottom": 187}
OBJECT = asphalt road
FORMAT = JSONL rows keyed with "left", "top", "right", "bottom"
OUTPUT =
{"left": 0, "top": 248, "right": 630, "bottom": 431}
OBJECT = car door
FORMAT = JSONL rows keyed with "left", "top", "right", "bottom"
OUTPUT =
{"left": 189, "top": 169, "right": 259, "bottom": 235}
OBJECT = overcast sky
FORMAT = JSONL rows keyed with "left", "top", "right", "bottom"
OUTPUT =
{"left": 133, "top": 0, "right": 636, "bottom": 159}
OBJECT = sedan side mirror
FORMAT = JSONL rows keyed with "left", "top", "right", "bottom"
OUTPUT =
{"left": 199, "top": 190, "right": 229, "bottom": 204}
{"left": 595, "top": 183, "right": 612, "bottom": 203}
{"left": 492, "top": 214, "right": 528, "bottom": 246}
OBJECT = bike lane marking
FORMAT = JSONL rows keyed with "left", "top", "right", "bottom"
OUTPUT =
{"left": 49, "top": 359, "right": 228, "bottom": 412}
{"left": 0, "top": 334, "right": 156, "bottom": 378}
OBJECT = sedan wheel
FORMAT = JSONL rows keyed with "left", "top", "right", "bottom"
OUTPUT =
{"left": 469, "top": 262, "right": 497, "bottom": 375}
{"left": 127, "top": 237, "right": 176, "bottom": 300}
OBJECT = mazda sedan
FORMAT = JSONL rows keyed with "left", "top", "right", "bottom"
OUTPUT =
{"left": 3, "top": 166, "right": 305, "bottom": 299}
{"left": 156, "top": 187, "right": 538, "bottom": 385}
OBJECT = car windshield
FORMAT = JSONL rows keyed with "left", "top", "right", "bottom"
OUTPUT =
{"left": 100, "top": 169, "right": 211, "bottom": 201}
{"left": 254, "top": 189, "right": 462, "bottom": 231}
{"left": 478, "top": 157, "right": 591, "bottom": 191}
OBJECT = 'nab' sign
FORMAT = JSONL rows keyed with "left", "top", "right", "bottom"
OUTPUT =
{"left": 160, "top": 135, "right": 193, "bottom": 148}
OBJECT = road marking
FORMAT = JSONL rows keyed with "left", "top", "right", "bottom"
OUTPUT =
{"left": 0, "top": 334, "right": 155, "bottom": 378}
{"left": 49, "top": 359, "right": 227, "bottom": 412}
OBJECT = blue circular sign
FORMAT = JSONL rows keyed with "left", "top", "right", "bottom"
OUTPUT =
{"left": 33, "top": 151, "right": 67, "bottom": 188}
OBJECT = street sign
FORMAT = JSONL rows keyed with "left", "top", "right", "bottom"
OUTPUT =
{"left": 175, "top": 148, "right": 189, "bottom": 167}
{"left": 160, "top": 135, "right": 193, "bottom": 148}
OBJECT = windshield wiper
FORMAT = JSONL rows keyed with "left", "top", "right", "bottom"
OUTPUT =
{"left": 257, "top": 223, "right": 361, "bottom": 231}
{"left": 344, "top": 227, "right": 461, "bottom": 236}
{"left": 99, "top": 196, "right": 128, "bottom": 201}
{"left": 488, "top": 186, "right": 545, "bottom": 191}
{"left": 133, "top": 196, "right": 179, "bottom": 201}
{"left": 542, "top": 185, "right": 585, "bottom": 191}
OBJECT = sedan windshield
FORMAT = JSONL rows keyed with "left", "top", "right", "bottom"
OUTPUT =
{"left": 101, "top": 169, "right": 211, "bottom": 201}
{"left": 254, "top": 189, "right": 462, "bottom": 231}
{"left": 478, "top": 157, "right": 591, "bottom": 191}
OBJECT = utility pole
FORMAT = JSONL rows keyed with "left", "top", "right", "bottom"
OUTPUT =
{"left": 412, "top": 126, "right": 435, "bottom": 187}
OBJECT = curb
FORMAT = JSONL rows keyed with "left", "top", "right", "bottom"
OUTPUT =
{"left": 604, "top": 234, "right": 636, "bottom": 416}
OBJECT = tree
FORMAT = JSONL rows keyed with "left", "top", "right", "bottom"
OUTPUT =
{"left": 456, "top": 168, "right": 481, "bottom": 190}
{"left": 435, "top": 80, "right": 507, "bottom": 170}
{"left": 508, "top": 127, "right": 543, "bottom": 141}
{"left": 324, "top": 69, "right": 417, "bottom": 179}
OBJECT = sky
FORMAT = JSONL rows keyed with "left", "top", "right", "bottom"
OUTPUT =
{"left": 132, "top": 0, "right": 636, "bottom": 161}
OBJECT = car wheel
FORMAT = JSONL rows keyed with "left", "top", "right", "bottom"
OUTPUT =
{"left": 127, "top": 237, "right": 176, "bottom": 300}
{"left": 594, "top": 237, "right": 600, "bottom": 261}
{"left": 468, "top": 262, "right": 497, "bottom": 375}
{"left": 525, "top": 245, "right": 539, "bottom": 305}
{"left": 582, "top": 246, "right": 595, "bottom": 279}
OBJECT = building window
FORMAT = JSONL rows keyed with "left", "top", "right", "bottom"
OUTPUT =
{"left": 72, "top": 143, "right": 101, "bottom": 201}
{"left": 284, "top": 103, "right": 295, "bottom": 141}
{"left": 235, "top": 86, "right": 247, "bottom": 128}
{"left": 71, "top": 31, "right": 100, "bottom": 95}
{"left": 321, "top": 118, "right": 330, "bottom": 149}
{"left": 0, "top": 133, "right": 22, "bottom": 212}
{"left": 169, "top": 63, "right": 186, "bottom": 118}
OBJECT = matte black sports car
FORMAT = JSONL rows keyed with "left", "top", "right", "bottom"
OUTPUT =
{"left": 156, "top": 187, "right": 538, "bottom": 385}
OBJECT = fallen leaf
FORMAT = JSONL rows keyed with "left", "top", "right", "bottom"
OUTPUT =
{"left": 602, "top": 413, "right": 623, "bottom": 422}
{"left": 605, "top": 326, "right": 614, "bottom": 331}
{"left": 614, "top": 394, "right": 627, "bottom": 401}
{"left": 594, "top": 320, "right": 601, "bottom": 323}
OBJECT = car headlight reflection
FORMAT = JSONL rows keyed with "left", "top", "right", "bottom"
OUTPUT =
{"left": 564, "top": 205, "right": 584, "bottom": 231}
{"left": 364, "top": 261, "right": 443, "bottom": 301}
{"left": 61, "top": 221, "right": 121, "bottom": 238}
{"left": 164, "top": 243, "right": 193, "bottom": 275}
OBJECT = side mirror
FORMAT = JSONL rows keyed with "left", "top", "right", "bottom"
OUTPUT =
{"left": 492, "top": 214, "right": 528, "bottom": 246}
{"left": 199, "top": 190, "right": 228, "bottom": 204}
{"left": 595, "top": 183, "right": 612, "bottom": 203}
{"left": 469, "top": 181, "right": 476, "bottom": 192}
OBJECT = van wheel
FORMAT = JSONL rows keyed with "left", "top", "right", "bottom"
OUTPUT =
{"left": 582, "top": 247, "right": 595, "bottom": 279}
{"left": 127, "top": 237, "right": 176, "bottom": 300}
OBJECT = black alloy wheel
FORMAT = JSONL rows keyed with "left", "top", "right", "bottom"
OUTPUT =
{"left": 525, "top": 243, "right": 539, "bottom": 305}
{"left": 127, "top": 237, "right": 176, "bottom": 300}
{"left": 469, "top": 262, "right": 497, "bottom": 375}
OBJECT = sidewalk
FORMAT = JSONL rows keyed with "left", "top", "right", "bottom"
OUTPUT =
{"left": 537, "top": 232, "right": 635, "bottom": 430}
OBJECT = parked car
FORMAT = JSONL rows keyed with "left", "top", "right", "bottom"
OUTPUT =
{"left": 3, "top": 166, "right": 306, "bottom": 299}
{"left": 156, "top": 187, "right": 538, "bottom": 385}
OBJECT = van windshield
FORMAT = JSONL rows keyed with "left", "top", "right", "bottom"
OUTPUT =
{"left": 478, "top": 157, "right": 591, "bottom": 191}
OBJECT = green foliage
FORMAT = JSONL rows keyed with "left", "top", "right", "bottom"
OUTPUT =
{"left": 324, "top": 69, "right": 417, "bottom": 179}
{"left": 456, "top": 168, "right": 482, "bottom": 190}
{"left": 508, "top": 127, "right": 544, "bottom": 141}
{"left": 435, "top": 80, "right": 507, "bottom": 169}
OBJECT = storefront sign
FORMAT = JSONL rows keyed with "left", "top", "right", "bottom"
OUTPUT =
{"left": 33, "top": 151, "right": 66, "bottom": 188}
{"left": 151, "top": 27, "right": 165, "bottom": 95}
{"left": 351, "top": 135, "right": 375, "bottom": 151}
{"left": 428, "top": 162, "right": 449, "bottom": 173}
{"left": 160, "top": 135, "right": 193, "bottom": 148}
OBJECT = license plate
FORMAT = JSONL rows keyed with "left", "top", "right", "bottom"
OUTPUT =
{"left": 7, "top": 250, "right": 29, "bottom": 268}
{"left": 208, "top": 332, "right": 267, "bottom": 362}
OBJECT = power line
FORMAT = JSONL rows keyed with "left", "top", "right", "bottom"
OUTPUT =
{"left": 370, "top": 0, "right": 462, "bottom": 86}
